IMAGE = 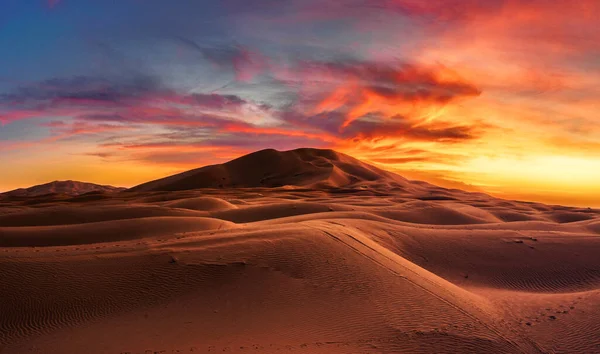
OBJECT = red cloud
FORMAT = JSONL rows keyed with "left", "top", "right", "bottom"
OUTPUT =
{"left": 287, "top": 60, "right": 481, "bottom": 129}
{"left": 231, "top": 47, "right": 270, "bottom": 82}
{"left": 1, "top": 58, "right": 485, "bottom": 169}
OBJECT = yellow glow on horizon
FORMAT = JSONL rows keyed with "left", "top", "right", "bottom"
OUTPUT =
{"left": 0, "top": 153, "right": 182, "bottom": 191}
{"left": 461, "top": 155, "right": 600, "bottom": 189}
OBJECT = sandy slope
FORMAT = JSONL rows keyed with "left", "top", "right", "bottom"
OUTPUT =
{"left": 1, "top": 149, "right": 599, "bottom": 353}
{"left": 1, "top": 188, "right": 599, "bottom": 353}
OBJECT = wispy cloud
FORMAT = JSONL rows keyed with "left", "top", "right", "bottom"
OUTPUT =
{"left": 1, "top": 55, "right": 485, "bottom": 165}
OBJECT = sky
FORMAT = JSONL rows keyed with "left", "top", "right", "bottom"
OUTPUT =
{"left": 1, "top": 0, "right": 599, "bottom": 207}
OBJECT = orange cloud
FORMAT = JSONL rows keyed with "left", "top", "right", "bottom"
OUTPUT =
{"left": 294, "top": 61, "right": 481, "bottom": 129}
{"left": 222, "top": 123, "right": 339, "bottom": 143}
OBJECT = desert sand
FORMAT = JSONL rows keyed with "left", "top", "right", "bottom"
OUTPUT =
{"left": 1, "top": 148, "right": 599, "bottom": 353}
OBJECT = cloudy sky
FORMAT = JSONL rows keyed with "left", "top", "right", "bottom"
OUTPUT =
{"left": 1, "top": 0, "right": 599, "bottom": 206}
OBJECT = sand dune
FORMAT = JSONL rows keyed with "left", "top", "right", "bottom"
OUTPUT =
{"left": 0, "top": 204, "right": 208, "bottom": 227}
{"left": 164, "top": 196, "right": 238, "bottom": 211}
{"left": 1, "top": 149, "right": 599, "bottom": 353}
{"left": 130, "top": 148, "right": 412, "bottom": 192}
{"left": 0, "top": 217, "right": 235, "bottom": 247}
{"left": 2, "top": 180, "right": 125, "bottom": 197}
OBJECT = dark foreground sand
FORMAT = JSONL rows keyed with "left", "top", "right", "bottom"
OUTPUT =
{"left": 1, "top": 149, "right": 599, "bottom": 353}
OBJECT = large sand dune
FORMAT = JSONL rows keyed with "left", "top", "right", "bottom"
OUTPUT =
{"left": 130, "top": 148, "right": 414, "bottom": 192}
{"left": 1, "top": 149, "right": 599, "bottom": 353}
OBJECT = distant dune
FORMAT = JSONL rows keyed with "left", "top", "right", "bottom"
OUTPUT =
{"left": 1, "top": 148, "right": 599, "bottom": 353}
{"left": 2, "top": 180, "right": 125, "bottom": 197}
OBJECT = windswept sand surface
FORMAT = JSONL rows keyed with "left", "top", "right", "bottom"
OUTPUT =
{"left": 1, "top": 187, "right": 599, "bottom": 354}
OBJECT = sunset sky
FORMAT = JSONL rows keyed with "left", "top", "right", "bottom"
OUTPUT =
{"left": 1, "top": 0, "right": 599, "bottom": 206}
